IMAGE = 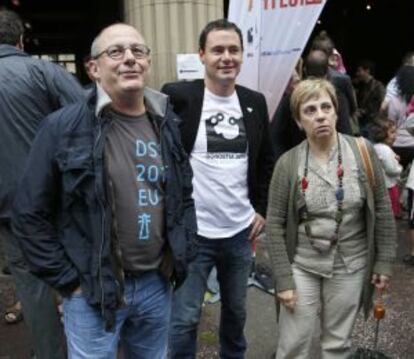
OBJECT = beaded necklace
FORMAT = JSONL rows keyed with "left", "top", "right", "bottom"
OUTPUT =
{"left": 300, "top": 133, "right": 344, "bottom": 253}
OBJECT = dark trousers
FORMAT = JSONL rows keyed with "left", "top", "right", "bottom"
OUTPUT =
{"left": 0, "top": 223, "right": 65, "bottom": 359}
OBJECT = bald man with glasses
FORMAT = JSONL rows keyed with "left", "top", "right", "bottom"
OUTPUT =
{"left": 12, "top": 23, "right": 196, "bottom": 358}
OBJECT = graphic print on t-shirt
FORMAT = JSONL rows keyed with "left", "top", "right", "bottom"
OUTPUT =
{"left": 205, "top": 112, "right": 247, "bottom": 154}
{"left": 135, "top": 139, "right": 164, "bottom": 240}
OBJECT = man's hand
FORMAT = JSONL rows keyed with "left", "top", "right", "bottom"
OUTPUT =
{"left": 371, "top": 274, "right": 390, "bottom": 290}
{"left": 277, "top": 290, "right": 297, "bottom": 313}
{"left": 249, "top": 213, "right": 265, "bottom": 241}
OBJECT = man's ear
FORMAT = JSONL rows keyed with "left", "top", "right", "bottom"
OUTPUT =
{"left": 199, "top": 49, "right": 205, "bottom": 64}
{"left": 295, "top": 119, "right": 303, "bottom": 130}
{"left": 88, "top": 59, "right": 100, "bottom": 81}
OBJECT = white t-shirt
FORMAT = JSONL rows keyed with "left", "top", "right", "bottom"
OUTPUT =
{"left": 190, "top": 88, "right": 255, "bottom": 238}
{"left": 373, "top": 143, "right": 402, "bottom": 188}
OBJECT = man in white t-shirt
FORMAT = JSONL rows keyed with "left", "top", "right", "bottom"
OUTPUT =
{"left": 162, "top": 19, "right": 274, "bottom": 358}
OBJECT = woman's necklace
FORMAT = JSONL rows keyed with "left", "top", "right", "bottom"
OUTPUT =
{"left": 300, "top": 133, "right": 344, "bottom": 252}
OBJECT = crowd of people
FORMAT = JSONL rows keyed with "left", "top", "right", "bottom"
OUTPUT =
{"left": 1, "top": 6, "right": 413, "bottom": 359}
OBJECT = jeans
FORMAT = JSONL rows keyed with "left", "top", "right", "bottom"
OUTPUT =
{"left": 63, "top": 271, "right": 171, "bottom": 359}
{"left": 0, "top": 223, "right": 65, "bottom": 359}
{"left": 170, "top": 227, "right": 252, "bottom": 359}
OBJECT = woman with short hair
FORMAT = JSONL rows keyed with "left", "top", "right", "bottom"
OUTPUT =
{"left": 266, "top": 78, "right": 396, "bottom": 358}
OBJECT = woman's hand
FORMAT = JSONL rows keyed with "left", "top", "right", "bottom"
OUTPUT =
{"left": 371, "top": 274, "right": 390, "bottom": 290}
{"left": 277, "top": 290, "right": 297, "bottom": 313}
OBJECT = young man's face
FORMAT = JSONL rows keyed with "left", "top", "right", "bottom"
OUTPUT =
{"left": 199, "top": 29, "right": 243, "bottom": 87}
{"left": 355, "top": 66, "right": 370, "bottom": 83}
{"left": 89, "top": 24, "right": 151, "bottom": 99}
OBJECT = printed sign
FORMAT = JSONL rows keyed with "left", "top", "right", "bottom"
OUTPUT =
{"left": 176, "top": 53, "right": 205, "bottom": 80}
{"left": 229, "top": 0, "right": 326, "bottom": 118}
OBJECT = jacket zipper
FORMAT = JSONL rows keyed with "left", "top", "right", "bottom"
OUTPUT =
{"left": 94, "top": 120, "right": 106, "bottom": 316}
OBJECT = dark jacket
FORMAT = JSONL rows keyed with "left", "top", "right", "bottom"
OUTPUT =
{"left": 328, "top": 68, "right": 357, "bottom": 118}
{"left": 0, "top": 44, "right": 84, "bottom": 221}
{"left": 161, "top": 79, "right": 274, "bottom": 217}
{"left": 355, "top": 77, "right": 386, "bottom": 127}
{"left": 12, "top": 87, "right": 197, "bottom": 329}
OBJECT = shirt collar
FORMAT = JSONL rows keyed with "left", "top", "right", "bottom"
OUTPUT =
{"left": 95, "top": 83, "right": 112, "bottom": 117}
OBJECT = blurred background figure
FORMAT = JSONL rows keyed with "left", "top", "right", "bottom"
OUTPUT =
{"left": 330, "top": 48, "right": 347, "bottom": 74}
{"left": 381, "top": 52, "right": 414, "bottom": 114}
{"left": 311, "top": 31, "right": 357, "bottom": 132}
{"left": 82, "top": 54, "right": 95, "bottom": 95}
{"left": 270, "top": 49, "right": 353, "bottom": 164}
{"left": 354, "top": 59, "right": 385, "bottom": 138}
{"left": 371, "top": 117, "right": 402, "bottom": 217}
{"left": 387, "top": 65, "right": 414, "bottom": 168}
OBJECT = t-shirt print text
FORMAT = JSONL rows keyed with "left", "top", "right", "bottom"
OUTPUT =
{"left": 136, "top": 140, "right": 164, "bottom": 241}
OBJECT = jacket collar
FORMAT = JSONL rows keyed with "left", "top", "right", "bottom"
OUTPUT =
{"left": 0, "top": 44, "right": 28, "bottom": 59}
{"left": 190, "top": 79, "right": 256, "bottom": 121}
{"left": 94, "top": 83, "right": 169, "bottom": 118}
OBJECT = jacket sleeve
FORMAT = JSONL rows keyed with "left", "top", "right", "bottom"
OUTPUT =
{"left": 335, "top": 91, "right": 353, "bottom": 135}
{"left": 36, "top": 61, "right": 85, "bottom": 110}
{"left": 270, "top": 94, "right": 293, "bottom": 164}
{"left": 343, "top": 75, "right": 357, "bottom": 116}
{"left": 12, "top": 115, "right": 80, "bottom": 295}
{"left": 255, "top": 94, "right": 276, "bottom": 217}
{"left": 367, "top": 141, "right": 397, "bottom": 276}
{"left": 365, "top": 82, "right": 386, "bottom": 121}
{"left": 265, "top": 153, "right": 295, "bottom": 292}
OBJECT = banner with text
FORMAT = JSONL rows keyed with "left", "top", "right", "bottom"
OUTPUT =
{"left": 229, "top": 0, "right": 327, "bottom": 118}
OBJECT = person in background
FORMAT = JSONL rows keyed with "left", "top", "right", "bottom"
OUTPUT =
{"left": 380, "top": 52, "right": 414, "bottom": 113}
{"left": 270, "top": 49, "right": 352, "bottom": 164}
{"left": 330, "top": 48, "right": 347, "bottom": 74}
{"left": 387, "top": 65, "right": 414, "bottom": 168}
{"left": 401, "top": 101, "right": 414, "bottom": 266}
{"left": 371, "top": 118, "right": 403, "bottom": 217}
{"left": 404, "top": 157, "right": 414, "bottom": 266}
{"left": 0, "top": 9, "right": 84, "bottom": 358}
{"left": 311, "top": 31, "right": 357, "bottom": 131}
{"left": 354, "top": 59, "right": 385, "bottom": 138}
{"left": 82, "top": 54, "right": 95, "bottom": 95}
{"left": 267, "top": 78, "right": 396, "bottom": 358}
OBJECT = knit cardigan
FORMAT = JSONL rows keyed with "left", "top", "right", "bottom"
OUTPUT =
{"left": 266, "top": 134, "right": 396, "bottom": 316}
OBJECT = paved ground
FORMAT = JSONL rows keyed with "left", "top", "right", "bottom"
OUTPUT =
{"left": 1, "top": 220, "right": 413, "bottom": 358}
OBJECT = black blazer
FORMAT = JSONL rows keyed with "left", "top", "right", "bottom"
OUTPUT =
{"left": 161, "top": 79, "right": 274, "bottom": 217}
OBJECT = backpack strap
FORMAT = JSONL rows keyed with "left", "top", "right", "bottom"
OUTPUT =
{"left": 355, "top": 137, "right": 376, "bottom": 190}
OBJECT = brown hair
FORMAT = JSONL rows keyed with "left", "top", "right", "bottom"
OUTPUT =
{"left": 370, "top": 117, "right": 396, "bottom": 143}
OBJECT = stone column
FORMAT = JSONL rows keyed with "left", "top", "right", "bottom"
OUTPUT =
{"left": 123, "top": 0, "right": 223, "bottom": 89}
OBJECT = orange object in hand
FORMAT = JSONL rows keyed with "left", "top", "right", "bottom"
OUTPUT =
{"left": 374, "top": 303, "right": 385, "bottom": 320}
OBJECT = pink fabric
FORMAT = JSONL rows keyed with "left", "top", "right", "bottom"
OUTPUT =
{"left": 406, "top": 97, "right": 414, "bottom": 115}
{"left": 388, "top": 185, "right": 401, "bottom": 217}
{"left": 333, "top": 48, "right": 347, "bottom": 74}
